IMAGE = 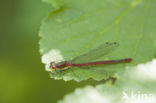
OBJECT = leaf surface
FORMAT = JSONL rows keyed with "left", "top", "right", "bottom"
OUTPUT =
{"left": 39, "top": 0, "right": 156, "bottom": 81}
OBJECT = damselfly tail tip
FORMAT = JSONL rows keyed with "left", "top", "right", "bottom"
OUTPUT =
{"left": 125, "top": 58, "right": 133, "bottom": 62}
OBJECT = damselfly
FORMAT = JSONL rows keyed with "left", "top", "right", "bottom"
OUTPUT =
{"left": 50, "top": 42, "right": 132, "bottom": 72}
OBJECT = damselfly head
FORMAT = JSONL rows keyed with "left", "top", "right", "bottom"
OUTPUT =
{"left": 50, "top": 62, "right": 56, "bottom": 70}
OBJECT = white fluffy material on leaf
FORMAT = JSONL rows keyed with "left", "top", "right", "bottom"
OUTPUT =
{"left": 41, "top": 49, "right": 64, "bottom": 72}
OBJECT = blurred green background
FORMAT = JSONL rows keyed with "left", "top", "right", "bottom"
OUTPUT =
{"left": 0, "top": 0, "right": 92, "bottom": 103}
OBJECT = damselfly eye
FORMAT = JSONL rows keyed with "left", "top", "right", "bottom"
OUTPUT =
{"left": 50, "top": 62, "right": 56, "bottom": 69}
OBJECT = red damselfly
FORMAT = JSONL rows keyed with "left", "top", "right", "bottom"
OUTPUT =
{"left": 50, "top": 42, "right": 132, "bottom": 72}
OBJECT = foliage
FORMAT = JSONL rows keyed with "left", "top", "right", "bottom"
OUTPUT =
{"left": 58, "top": 60, "right": 156, "bottom": 103}
{"left": 40, "top": 0, "right": 156, "bottom": 81}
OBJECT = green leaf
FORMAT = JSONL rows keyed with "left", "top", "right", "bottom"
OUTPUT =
{"left": 39, "top": 0, "right": 156, "bottom": 81}
{"left": 42, "top": 0, "right": 64, "bottom": 10}
{"left": 58, "top": 60, "right": 156, "bottom": 103}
